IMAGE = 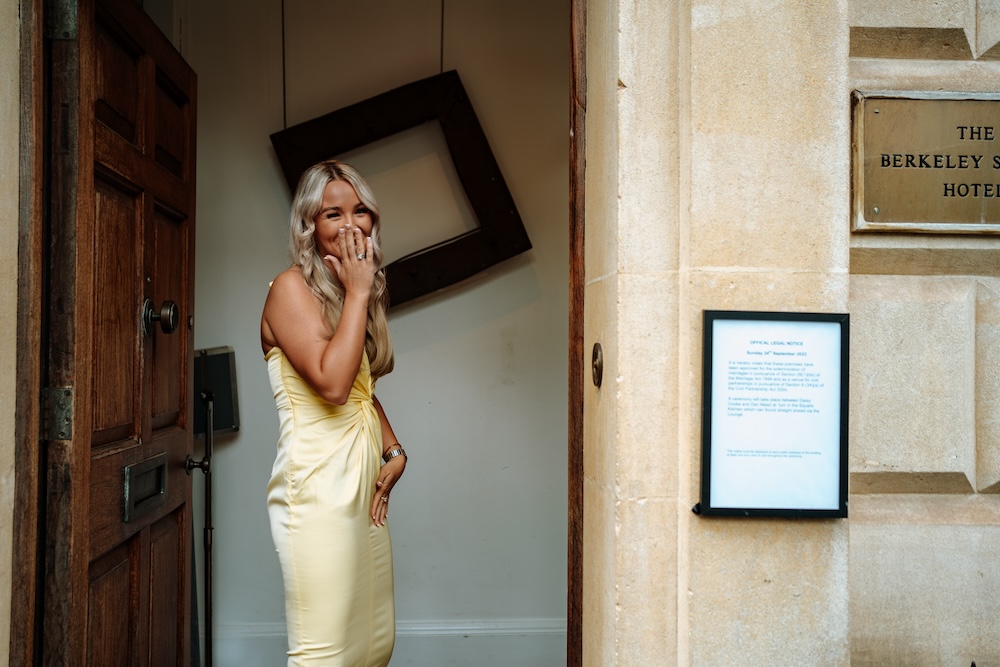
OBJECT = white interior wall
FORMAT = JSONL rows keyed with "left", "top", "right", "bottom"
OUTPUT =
{"left": 184, "top": 2, "right": 569, "bottom": 665}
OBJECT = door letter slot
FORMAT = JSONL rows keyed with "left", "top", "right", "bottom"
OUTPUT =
{"left": 124, "top": 453, "right": 168, "bottom": 522}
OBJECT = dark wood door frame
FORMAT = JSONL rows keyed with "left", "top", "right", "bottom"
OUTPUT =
{"left": 10, "top": 0, "right": 45, "bottom": 664}
{"left": 568, "top": 0, "right": 585, "bottom": 665}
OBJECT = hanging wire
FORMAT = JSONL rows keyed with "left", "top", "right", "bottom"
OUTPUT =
{"left": 280, "top": 1, "right": 441, "bottom": 125}
{"left": 281, "top": 0, "right": 288, "bottom": 129}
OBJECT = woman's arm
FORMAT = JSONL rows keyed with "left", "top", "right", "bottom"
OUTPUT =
{"left": 371, "top": 396, "right": 405, "bottom": 526}
{"left": 261, "top": 229, "right": 375, "bottom": 404}
{"left": 374, "top": 396, "right": 401, "bottom": 456}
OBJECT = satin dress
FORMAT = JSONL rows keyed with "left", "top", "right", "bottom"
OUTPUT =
{"left": 265, "top": 347, "right": 395, "bottom": 666}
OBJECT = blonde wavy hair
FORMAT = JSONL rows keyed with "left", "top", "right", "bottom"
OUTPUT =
{"left": 289, "top": 160, "right": 394, "bottom": 379}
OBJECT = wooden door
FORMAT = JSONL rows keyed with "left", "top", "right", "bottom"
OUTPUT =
{"left": 44, "top": 0, "right": 197, "bottom": 663}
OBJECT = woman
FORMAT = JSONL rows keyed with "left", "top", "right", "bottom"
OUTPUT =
{"left": 261, "top": 160, "right": 406, "bottom": 666}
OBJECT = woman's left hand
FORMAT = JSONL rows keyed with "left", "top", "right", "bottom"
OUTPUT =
{"left": 371, "top": 457, "right": 405, "bottom": 526}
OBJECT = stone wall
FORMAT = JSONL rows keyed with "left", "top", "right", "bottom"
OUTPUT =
{"left": 584, "top": 1, "right": 850, "bottom": 664}
{"left": 848, "top": 2, "right": 1000, "bottom": 663}
{"left": 583, "top": 0, "right": 1000, "bottom": 664}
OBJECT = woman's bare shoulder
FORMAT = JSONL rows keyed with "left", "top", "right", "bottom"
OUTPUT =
{"left": 262, "top": 267, "right": 317, "bottom": 351}
{"left": 268, "top": 266, "right": 306, "bottom": 294}
{"left": 272, "top": 271, "right": 323, "bottom": 323}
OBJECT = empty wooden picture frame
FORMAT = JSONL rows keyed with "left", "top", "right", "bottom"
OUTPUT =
{"left": 270, "top": 70, "right": 531, "bottom": 306}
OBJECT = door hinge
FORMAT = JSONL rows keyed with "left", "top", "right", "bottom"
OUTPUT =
{"left": 45, "top": 0, "right": 78, "bottom": 40}
{"left": 42, "top": 387, "right": 74, "bottom": 440}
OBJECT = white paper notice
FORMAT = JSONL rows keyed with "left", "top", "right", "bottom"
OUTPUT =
{"left": 710, "top": 318, "right": 842, "bottom": 510}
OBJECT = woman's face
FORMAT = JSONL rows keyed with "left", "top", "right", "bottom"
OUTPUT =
{"left": 312, "top": 178, "right": 374, "bottom": 260}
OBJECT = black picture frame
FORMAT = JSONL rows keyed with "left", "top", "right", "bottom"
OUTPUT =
{"left": 695, "top": 310, "right": 850, "bottom": 518}
{"left": 270, "top": 70, "right": 531, "bottom": 306}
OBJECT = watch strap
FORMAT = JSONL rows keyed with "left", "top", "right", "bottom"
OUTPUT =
{"left": 382, "top": 446, "right": 406, "bottom": 463}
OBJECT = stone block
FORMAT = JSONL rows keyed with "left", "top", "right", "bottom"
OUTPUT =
{"left": 617, "top": 0, "right": 680, "bottom": 277}
{"left": 849, "top": 0, "right": 968, "bottom": 29}
{"left": 584, "top": 276, "right": 618, "bottom": 490}
{"left": 848, "top": 0, "right": 1000, "bottom": 58}
{"left": 615, "top": 497, "right": 677, "bottom": 665}
{"left": 849, "top": 275, "right": 976, "bottom": 493}
{"left": 583, "top": 0, "right": 620, "bottom": 285}
{"left": 582, "top": 478, "right": 615, "bottom": 667}
{"left": 617, "top": 273, "right": 679, "bottom": 500}
{"left": 686, "top": 516, "right": 849, "bottom": 665}
{"left": 689, "top": 2, "right": 849, "bottom": 273}
{"left": 850, "top": 495, "right": 1000, "bottom": 665}
{"left": 977, "top": 279, "right": 1000, "bottom": 492}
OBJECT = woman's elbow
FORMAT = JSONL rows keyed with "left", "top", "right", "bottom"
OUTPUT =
{"left": 321, "top": 389, "right": 350, "bottom": 405}
{"left": 307, "top": 372, "right": 352, "bottom": 405}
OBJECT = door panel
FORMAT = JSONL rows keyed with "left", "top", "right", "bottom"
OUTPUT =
{"left": 94, "top": 17, "right": 141, "bottom": 145}
{"left": 92, "top": 175, "right": 141, "bottom": 445}
{"left": 149, "top": 512, "right": 183, "bottom": 665}
{"left": 44, "top": 0, "right": 197, "bottom": 663}
{"left": 154, "top": 77, "right": 189, "bottom": 178}
{"left": 87, "top": 542, "right": 137, "bottom": 666}
{"left": 152, "top": 205, "right": 186, "bottom": 427}
{"left": 89, "top": 442, "right": 185, "bottom": 558}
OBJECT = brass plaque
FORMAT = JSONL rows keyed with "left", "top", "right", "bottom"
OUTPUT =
{"left": 853, "top": 92, "right": 1000, "bottom": 233}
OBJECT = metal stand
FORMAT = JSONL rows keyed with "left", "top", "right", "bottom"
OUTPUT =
{"left": 187, "top": 391, "right": 214, "bottom": 667}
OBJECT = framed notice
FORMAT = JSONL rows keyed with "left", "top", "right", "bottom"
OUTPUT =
{"left": 696, "top": 311, "right": 849, "bottom": 518}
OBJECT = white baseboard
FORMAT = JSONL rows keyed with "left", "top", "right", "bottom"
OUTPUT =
{"left": 397, "top": 617, "right": 566, "bottom": 637}
{"left": 208, "top": 619, "right": 567, "bottom": 667}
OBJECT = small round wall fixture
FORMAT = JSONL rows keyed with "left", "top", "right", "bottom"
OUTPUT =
{"left": 592, "top": 343, "right": 603, "bottom": 388}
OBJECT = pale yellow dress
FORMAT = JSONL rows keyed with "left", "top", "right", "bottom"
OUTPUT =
{"left": 265, "top": 347, "right": 395, "bottom": 667}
